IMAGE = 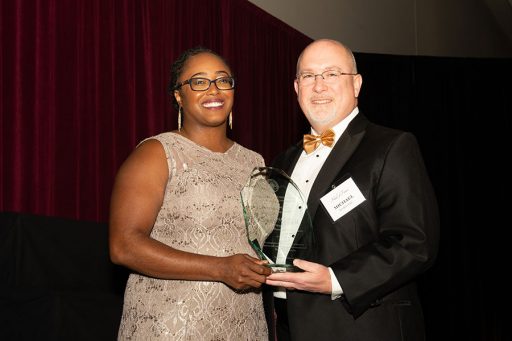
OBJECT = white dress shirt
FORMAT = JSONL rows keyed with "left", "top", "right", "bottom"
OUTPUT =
{"left": 274, "top": 107, "right": 359, "bottom": 300}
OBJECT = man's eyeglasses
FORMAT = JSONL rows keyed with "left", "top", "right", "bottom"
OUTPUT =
{"left": 175, "top": 77, "right": 235, "bottom": 91}
{"left": 296, "top": 70, "right": 357, "bottom": 86}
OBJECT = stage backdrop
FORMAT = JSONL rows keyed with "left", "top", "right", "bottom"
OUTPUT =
{"left": 2, "top": 1, "right": 511, "bottom": 340}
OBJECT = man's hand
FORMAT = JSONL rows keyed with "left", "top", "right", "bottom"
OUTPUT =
{"left": 266, "top": 259, "right": 332, "bottom": 294}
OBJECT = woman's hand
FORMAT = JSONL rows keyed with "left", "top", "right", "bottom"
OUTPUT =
{"left": 218, "top": 254, "right": 272, "bottom": 290}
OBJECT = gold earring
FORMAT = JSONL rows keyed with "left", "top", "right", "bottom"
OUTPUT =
{"left": 178, "top": 106, "right": 182, "bottom": 131}
{"left": 229, "top": 111, "right": 232, "bottom": 130}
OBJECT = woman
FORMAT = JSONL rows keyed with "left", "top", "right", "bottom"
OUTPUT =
{"left": 109, "top": 47, "right": 271, "bottom": 340}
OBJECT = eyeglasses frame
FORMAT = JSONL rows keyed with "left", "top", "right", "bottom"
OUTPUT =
{"left": 174, "top": 76, "right": 236, "bottom": 91}
{"left": 296, "top": 70, "right": 358, "bottom": 85}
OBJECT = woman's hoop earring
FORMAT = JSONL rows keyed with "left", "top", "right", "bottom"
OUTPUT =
{"left": 229, "top": 111, "right": 232, "bottom": 130}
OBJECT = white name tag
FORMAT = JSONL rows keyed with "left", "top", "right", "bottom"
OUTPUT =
{"left": 320, "top": 177, "right": 365, "bottom": 221}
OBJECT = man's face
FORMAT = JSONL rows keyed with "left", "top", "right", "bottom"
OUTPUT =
{"left": 294, "top": 41, "right": 362, "bottom": 133}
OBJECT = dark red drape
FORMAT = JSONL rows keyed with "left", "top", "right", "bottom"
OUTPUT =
{"left": 0, "top": 0, "right": 312, "bottom": 222}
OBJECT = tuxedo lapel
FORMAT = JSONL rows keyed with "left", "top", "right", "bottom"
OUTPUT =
{"left": 275, "top": 142, "right": 303, "bottom": 177}
{"left": 307, "top": 115, "right": 368, "bottom": 219}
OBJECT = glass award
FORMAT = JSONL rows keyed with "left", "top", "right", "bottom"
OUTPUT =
{"left": 240, "top": 167, "right": 314, "bottom": 272}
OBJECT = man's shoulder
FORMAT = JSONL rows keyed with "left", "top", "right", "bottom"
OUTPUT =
{"left": 358, "top": 119, "right": 421, "bottom": 158}
{"left": 359, "top": 115, "right": 412, "bottom": 141}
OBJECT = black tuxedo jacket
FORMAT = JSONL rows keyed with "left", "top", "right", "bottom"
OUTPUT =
{"left": 265, "top": 114, "right": 439, "bottom": 341}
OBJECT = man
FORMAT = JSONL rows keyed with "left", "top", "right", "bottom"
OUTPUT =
{"left": 264, "top": 39, "right": 439, "bottom": 341}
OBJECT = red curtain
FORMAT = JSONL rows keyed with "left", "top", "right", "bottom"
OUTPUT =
{"left": 0, "top": 0, "right": 312, "bottom": 222}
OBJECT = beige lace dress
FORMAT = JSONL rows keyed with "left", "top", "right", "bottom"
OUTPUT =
{"left": 117, "top": 132, "right": 268, "bottom": 340}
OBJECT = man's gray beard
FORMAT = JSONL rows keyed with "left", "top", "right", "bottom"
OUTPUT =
{"left": 306, "top": 109, "right": 337, "bottom": 127}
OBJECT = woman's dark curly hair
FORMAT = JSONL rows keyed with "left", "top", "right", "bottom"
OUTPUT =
{"left": 168, "top": 46, "right": 231, "bottom": 110}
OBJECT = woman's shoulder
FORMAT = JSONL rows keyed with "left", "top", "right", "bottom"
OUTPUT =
{"left": 135, "top": 132, "right": 185, "bottom": 164}
{"left": 233, "top": 142, "right": 265, "bottom": 166}
{"left": 141, "top": 131, "right": 179, "bottom": 145}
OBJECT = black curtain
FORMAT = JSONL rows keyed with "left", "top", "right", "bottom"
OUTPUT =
{"left": 355, "top": 53, "right": 511, "bottom": 340}
{"left": 0, "top": 212, "right": 129, "bottom": 340}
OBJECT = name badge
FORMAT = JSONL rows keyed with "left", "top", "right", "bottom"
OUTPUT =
{"left": 320, "top": 177, "right": 365, "bottom": 222}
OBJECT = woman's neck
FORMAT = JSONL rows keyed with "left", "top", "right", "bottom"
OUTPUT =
{"left": 177, "top": 126, "right": 233, "bottom": 153}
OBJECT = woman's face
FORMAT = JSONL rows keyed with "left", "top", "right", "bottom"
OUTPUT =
{"left": 174, "top": 52, "right": 234, "bottom": 130}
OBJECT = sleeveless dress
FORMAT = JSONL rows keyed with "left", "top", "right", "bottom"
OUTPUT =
{"left": 117, "top": 132, "right": 268, "bottom": 341}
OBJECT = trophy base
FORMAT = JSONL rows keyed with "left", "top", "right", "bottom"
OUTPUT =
{"left": 267, "top": 264, "right": 303, "bottom": 273}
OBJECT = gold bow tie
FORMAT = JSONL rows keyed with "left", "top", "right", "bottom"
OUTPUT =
{"left": 303, "top": 129, "right": 335, "bottom": 154}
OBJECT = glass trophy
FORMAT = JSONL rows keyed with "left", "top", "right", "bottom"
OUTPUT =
{"left": 240, "top": 167, "right": 314, "bottom": 272}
